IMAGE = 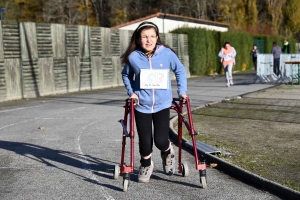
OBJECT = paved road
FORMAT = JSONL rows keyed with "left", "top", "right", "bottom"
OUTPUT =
{"left": 0, "top": 73, "right": 280, "bottom": 200}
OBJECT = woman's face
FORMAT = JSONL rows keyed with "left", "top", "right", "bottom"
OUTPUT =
{"left": 139, "top": 28, "right": 158, "bottom": 53}
{"left": 253, "top": 46, "right": 257, "bottom": 50}
{"left": 225, "top": 44, "right": 230, "bottom": 49}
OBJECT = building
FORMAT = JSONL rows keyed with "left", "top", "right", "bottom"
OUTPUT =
{"left": 112, "top": 12, "right": 229, "bottom": 33}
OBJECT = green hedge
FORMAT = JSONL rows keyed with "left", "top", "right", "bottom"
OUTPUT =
{"left": 220, "top": 31, "right": 253, "bottom": 73}
{"left": 172, "top": 28, "right": 297, "bottom": 76}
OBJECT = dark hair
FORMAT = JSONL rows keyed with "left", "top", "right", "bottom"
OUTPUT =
{"left": 121, "top": 21, "right": 175, "bottom": 64}
{"left": 223, "top": 41, "right": 230, "bottom": 48}
{"left": 273, "top": 41, "right": 277, "bottom": 45}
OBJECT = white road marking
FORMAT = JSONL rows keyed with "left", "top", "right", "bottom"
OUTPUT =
{"left": 0, "top": 104, "right": 118, "bottom": 199}
{"left": 76, "top": 117, "right": 118, "bottom": 200}
{"left": 0, "top": 105, "right": 45, "bottom": 113}
{"left": 39, "top": 118, "right": 87, "bottom": 120}
{"left": 0, "top": 166, "right": 62, "bottom": 171}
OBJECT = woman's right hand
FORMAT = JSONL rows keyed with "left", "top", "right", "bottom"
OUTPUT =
{"left": 130, "top": 93, "right": 139, "bottom": 105}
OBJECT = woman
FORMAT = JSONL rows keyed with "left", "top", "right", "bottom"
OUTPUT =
{"left": 250, "top": 45, "right": 259, "bottom": 73}
{"left": 121, "top": 21, "right": 187, "bottom": 182}
{"left": 218, "top": 42, "right": 236, "bottom": 87}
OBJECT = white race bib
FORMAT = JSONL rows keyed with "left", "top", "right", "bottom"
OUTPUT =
{"left": 224, "top": 55, "right": 232, "bottom": 61}
{"left": 140, "top": 69, "right": 169, "bottom": 89}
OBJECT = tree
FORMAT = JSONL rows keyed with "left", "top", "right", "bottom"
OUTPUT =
{"left": 246, "top": 0, "right": 258, "bottom": 27}
{"left": 107, "top": 0, "right": 161, "bottom": 27}
{"left": 0, "top": 0, "right": 19, "bottom": 21}
{"left": 266, "top": 0, "right": 286, "bottom": 35}
{"left": 14, "top": 0, "right": 44, "bottom": 22}
{"left": 90, "top": 0, "right": 111, "bottom": 27}
{"left": 218, "top": 0, "right": 248, "bottom": 30}
{"left": 42, "top": 0, "right": 86, "bottom": 24}
{"left": 284, "top": 0, "right": 300, "bottom": 36}
{"left": 206, "top": 0, "right": 223, "bottom": 21}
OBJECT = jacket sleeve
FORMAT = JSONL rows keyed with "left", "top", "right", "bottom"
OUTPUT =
{"left": 121, "top": 63, "right": 135, "bottom": 97}
{"left": 169, "top": 51, "right": 187, "bottom": 96}
{"left": 232, "top": 47, "right": 237, "bottom": 57}
{"left": 218, "top": 48, "right": 224, "bottom": 58}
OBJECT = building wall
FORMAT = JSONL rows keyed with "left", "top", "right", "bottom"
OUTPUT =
{"left": 118, "top": 17, "right": 228, "bottom": 33}
{"left": 0, "top": 21, "right": 190, "bottom": 102}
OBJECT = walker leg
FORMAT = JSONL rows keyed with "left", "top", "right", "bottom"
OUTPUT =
{"left": 199, "top": 158, "right": 207, "bottom": 189}
{"left": 123, "top": 173, "right": 130, "bottom": 192}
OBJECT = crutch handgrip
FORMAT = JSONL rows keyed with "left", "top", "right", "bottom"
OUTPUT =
{"left": 119, "top": 119, "right": 129, "bottom": 136}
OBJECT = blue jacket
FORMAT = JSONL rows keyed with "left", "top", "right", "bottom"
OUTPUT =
{"left": 121, "top": 45, "right": 187, "bottom": 113}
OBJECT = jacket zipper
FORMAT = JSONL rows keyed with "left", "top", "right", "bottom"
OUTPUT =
{"left": 149, "top": 57, "right": 155, "bottom": 113}
{"left": 147, "top": 46, "right": 163, "bottom": 113}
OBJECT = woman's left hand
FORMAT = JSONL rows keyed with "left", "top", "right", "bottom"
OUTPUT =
{"left": 181, "top": 94, "right": 188, "bottom": 99}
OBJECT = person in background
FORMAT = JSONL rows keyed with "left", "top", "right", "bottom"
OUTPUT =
{"left": 121, "top": 21, "right": 187, "bottom": 183}
{"left": 250, "top": 45, "right": 259, "bottom": 73}
{"left": 282, "top": 38, "right": 290, "bottom": 54}
{"left": 271, "top": 41, "right": 282, "bottom": 76}
{"left": 218, "top": 42, "right": 236, "bottom": 87}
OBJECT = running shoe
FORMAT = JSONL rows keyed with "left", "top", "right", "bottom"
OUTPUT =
{"left": 138, "top": 161, "right": 154, "bottom": 182}
{"left": 161, "top": 146, "right": 175, "bottom": 175}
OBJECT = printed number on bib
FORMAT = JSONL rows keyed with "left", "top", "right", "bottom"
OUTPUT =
{"left": 140, "top": 69, "right": 169, "bottom": 89}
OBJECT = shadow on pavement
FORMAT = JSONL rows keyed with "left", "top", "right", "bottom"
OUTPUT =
{"left": 0, "top": 140, "right": 121, "bottom": 190}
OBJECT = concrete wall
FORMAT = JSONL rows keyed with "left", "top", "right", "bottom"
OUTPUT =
{"left": 0, "top": 21, "right": 190, "bottom": 102}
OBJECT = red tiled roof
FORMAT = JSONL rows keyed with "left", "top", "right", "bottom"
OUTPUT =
{"left": 112, "top": 12, "right": 229, "bottom": 29}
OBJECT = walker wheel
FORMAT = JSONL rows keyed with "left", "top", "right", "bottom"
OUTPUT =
{"left": 113, "top": 165, "right": 119, "bottom": 180}
{"left": 200, "top": 176, "right": 207, "bottom": 189}
{"left": 181, "top": 162, "right": 189, "bottom": 177}
{"left": 123, "top": 179, "right": 129, "bottom": 192}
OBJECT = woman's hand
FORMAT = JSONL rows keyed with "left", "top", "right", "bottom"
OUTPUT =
{"left": 130, "top": 93, "right": 139, "bottom": 105}
{"left": 181, "top": 94, "right": 188, "bottom": 99}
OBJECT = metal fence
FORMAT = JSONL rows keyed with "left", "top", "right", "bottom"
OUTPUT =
{"left": 279, "top": 54, "right": 300, "bottom": 84}
{"left": 254, "top": 54, "right": 300, "bottom": 84}
{"left": 255, "top": 54, "right": 275, "bottom": 83}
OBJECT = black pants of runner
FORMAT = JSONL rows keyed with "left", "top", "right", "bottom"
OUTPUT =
{"left": 134, "top": 108, "right": 170, "bottom": 159}
{"left": 273, "top": 58, "right": 280, "bottom": 76}
{"left": 252, "top": 57, "right": 257, "bottom": 72}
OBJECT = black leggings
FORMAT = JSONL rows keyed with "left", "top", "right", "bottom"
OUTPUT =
{"left": 253, "top": 57, "right": 257, "bottom": 71}
{"left": 134, "top": 108, "right": 170, "bottom": 157}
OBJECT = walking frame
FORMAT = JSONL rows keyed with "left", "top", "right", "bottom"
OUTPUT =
{"left": 114, "top": 97, "right": 207, "bottom": 192}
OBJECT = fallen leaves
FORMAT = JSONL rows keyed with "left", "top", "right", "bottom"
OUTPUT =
{"left": 210, "top": 163, "right": 218, "bottom": 168}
